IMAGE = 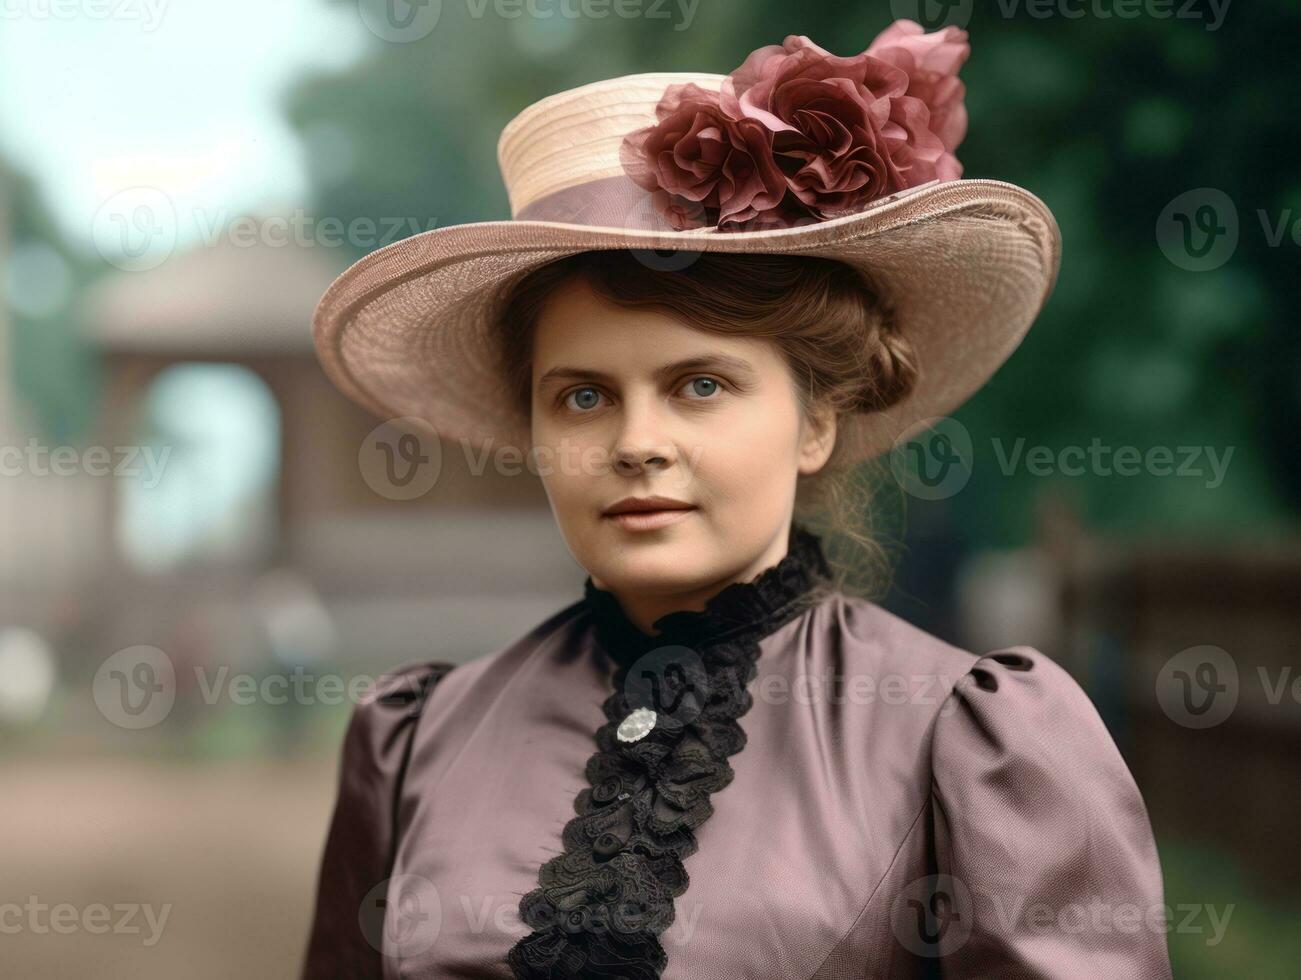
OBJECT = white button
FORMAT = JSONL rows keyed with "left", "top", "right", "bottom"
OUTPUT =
{"left": 616, "top": 706, "right": 657, "bottom": 743}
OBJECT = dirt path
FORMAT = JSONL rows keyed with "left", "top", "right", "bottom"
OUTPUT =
{"left": 0, "top": 755, "right": 338, "bottom": 980}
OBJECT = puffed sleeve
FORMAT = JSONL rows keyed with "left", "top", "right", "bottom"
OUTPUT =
{"left": 300, "top": 660, "right": 455, "bottom": 980}
{"left": 929, "top": 647, "right": 1172, "bottom": 979}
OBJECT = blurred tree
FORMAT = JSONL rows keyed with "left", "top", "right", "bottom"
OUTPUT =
{"left": 2, "top": 155, "right": 99, "bottom": 442}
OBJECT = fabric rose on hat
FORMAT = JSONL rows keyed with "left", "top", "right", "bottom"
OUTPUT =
{"left": 617, "top": 82, "right": 791, "bottom": 231}
{"left": 721, "top": 34, "right": 949, "bottom": 221}
{"left": 865, "top": 20, "right": 969, "bottom": 180}
{"left": 620, "top": 20, "right": 970, "bottom": 232}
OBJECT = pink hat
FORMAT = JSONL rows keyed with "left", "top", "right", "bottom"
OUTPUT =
{"left": 312, "top": 21, "right": 1061, "bottom": 462}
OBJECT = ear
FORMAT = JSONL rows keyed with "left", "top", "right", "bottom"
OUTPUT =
{"left": 797, "top": 401, "right": 837, "bottom": 476}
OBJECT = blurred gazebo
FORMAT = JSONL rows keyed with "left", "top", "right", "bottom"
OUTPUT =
{"left": 67, "top": 233, "right": 575, "bottom": 671}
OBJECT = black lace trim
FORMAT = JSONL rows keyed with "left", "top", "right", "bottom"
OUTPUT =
{"left": 506, "top": 523, "right": 832, "bottom": 978}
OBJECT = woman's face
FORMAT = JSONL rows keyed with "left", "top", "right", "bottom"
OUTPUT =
{"left": 529, "top": 275, "right": 836, "bottom": 629}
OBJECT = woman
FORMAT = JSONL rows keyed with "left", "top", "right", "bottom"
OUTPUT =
{"left": 301, "top": 21, "right": 1173, "bottom": 980}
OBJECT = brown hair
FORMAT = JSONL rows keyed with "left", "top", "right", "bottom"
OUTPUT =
{"left": 496, "top": 249, "right": 919, "bottom": 597}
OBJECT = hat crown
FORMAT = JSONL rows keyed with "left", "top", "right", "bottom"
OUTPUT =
{"left": 496, "top": 72, "right": 723, "bottom": 220}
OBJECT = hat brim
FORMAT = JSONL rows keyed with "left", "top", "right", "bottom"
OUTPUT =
{"left": 312, "top": 177, "right": 1060, "bottom": 464}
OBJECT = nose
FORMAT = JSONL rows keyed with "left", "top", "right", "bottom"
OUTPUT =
{"left": 611, "top": 393, "right": 677, "bottom": 475}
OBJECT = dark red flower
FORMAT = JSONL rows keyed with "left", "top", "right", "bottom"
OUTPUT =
{"left": 618, "top": 82, "right": 789, "bottom": 230}
{"left": 620, "top": 21, "right": 970, "bottom": 232}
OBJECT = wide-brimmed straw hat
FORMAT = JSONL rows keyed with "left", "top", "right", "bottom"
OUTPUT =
{"left": 312, "top": 21, "right": 1061, "bottom": 463}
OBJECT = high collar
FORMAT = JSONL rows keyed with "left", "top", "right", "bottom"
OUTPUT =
{"left": 582, "top": 522, "right": 833, "bottom": 667}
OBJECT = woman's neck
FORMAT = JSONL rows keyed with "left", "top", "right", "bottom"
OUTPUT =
{"left": 592, "top": 529, "right": 791, "bottom": 636}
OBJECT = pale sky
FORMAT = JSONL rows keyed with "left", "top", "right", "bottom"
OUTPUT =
{"left": 0, "top": 0, "right": 367, "bottom": 256}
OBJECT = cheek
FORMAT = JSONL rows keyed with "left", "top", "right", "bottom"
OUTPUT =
{"left": 695, "top": 398, "right": 802, "bottom": 494}
{"left": 533, "top": 422, "right": 599, "bottom": 508}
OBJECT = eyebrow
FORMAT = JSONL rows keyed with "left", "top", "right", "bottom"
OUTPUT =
{"left": 537, "top": 353, "right": 757, "bottom": 390}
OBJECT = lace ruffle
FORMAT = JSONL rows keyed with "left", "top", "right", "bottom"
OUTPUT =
{"left": 506, "top": 523, "right": 832, "bottom": 978}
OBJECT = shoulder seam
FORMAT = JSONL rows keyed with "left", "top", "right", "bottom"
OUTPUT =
{"left": 376, "top": 660, "right": 457, "bottom": 708}
{"left": 383, "top": 661, "right": 456, "bottom": 879}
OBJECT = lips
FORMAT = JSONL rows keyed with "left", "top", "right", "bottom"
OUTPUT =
{"left": 605, "top": 507, "right": 696, "bottom": 532}
{"left": 602, "top": 496, "right": 697, "bottom": 532}
{"left": 603, "top": 496, "right": 694, "bottom": 516}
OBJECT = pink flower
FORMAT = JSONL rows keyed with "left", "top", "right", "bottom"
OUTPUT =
{"left": 866, "top": 20, "right": 969, "bottom": 180}
{"left": 619, "top": 21, "right": 970, "bottom": 232}
{"left": 618, "top": 82, "right": 788, "bottom": 231}
{"left": 720, "top": 34, "right": 949, "bottom": 219}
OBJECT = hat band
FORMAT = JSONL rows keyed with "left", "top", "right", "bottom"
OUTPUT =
{"left": 514, "top": 172, "right": 946, "bottom": 235}
{"left": 514, "top": 174, "right": 722, "bottom": 233}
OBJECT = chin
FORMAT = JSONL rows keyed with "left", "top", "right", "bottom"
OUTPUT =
{"left": 586, "top": 521, "right": 713, "bottom": 595}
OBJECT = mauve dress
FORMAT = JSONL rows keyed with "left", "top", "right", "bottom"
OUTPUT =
{"left": 300, "top": 525, "right": 1173, "bottom": 979}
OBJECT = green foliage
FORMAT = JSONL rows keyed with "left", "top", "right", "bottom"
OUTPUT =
{"left": 1160, "top": 836, "right": 1301, "bottom": 978}
{"left": 3, "top": 159, "right": 100, "bottom": 442}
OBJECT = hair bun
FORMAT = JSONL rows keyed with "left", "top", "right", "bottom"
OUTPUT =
{"left": 851, "top": 319, "right": 919, "bottom": 414}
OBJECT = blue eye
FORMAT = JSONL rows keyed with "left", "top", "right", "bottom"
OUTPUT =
{"left": 682, "top": 376, "right": 720, "bottom": 399}
{"left": 564, "top": 386, "right": 603, "bottom": 411}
